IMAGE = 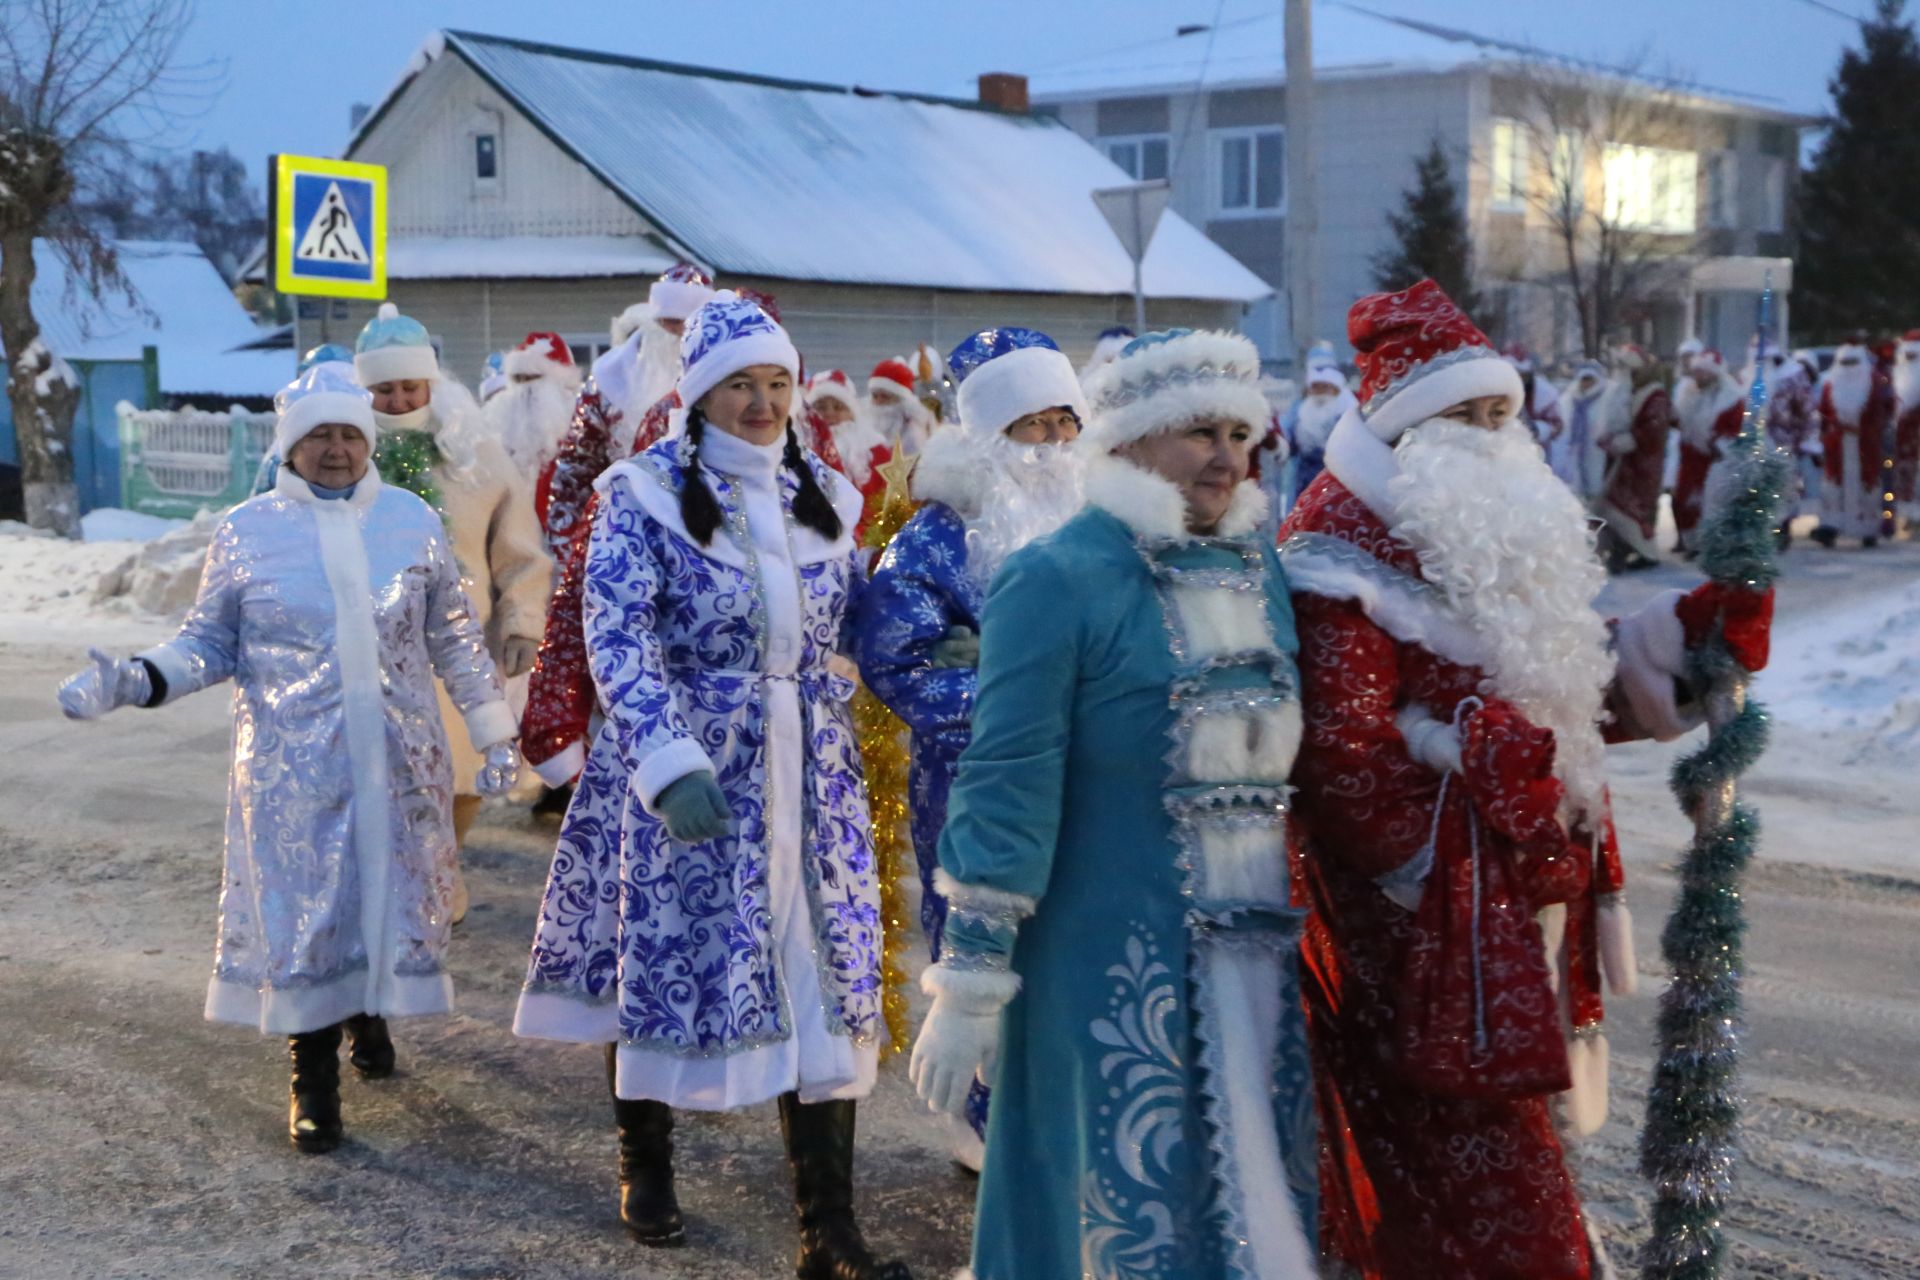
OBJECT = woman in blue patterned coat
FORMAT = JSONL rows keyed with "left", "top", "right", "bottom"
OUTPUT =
{"left": 852, "top": 326, "right": 1087, "bottom": 1169}
{"left": 513, "top": 293, "right": 907, "bottom": 1280}
{"left": 910, "top": 330, "right": 1317, "bottom": 1279}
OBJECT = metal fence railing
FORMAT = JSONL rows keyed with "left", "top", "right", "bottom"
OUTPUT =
{"left": 117, "top": 402, "right": 277, "bottom": 519}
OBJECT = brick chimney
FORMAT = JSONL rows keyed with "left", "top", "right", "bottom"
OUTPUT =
{"left": 977, "top": 73, "right": 1030, "bottom": 114}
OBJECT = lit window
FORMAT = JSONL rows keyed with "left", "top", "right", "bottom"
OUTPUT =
{"left": 1491, "top": 118, "right": 1528, "bottom": 210}
{"left": 1603, "top": 143, "right": 1696, "bottom": 233}
{"left": 475, "top": 134, "right": 498, "bottom": 181}
{"left": 1217, "top": 128, "right": 1284, "bottom": 215}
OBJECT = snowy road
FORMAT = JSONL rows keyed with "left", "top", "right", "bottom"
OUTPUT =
{"left": 2, "top": 538, "right": 1918, "bottom": 1278}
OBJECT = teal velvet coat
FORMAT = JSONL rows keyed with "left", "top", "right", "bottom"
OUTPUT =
{"left": 937, "top": 459, "right": 1317, "bottom": 1280}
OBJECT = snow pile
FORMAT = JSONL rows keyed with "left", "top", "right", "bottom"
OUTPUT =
{"left": 1756, "top": 567, "right": 1920, "bottom": 767}
{"left": 81, "top": 508, "right": 186, "bottom": 543}
{"left": 90, "top": 509, "right": 218, "bottom": 618}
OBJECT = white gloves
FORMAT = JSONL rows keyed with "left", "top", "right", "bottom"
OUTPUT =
{"left": 910, "top": 964, "right": 1020, "bottom": 1116}
{"left": 57, "top": 648, "right": 153, "bottom": 720}
{"left": 475, "top": 740, "right": 523, "bottom": 797}
{"left": 500, "top": 635, "right": 539, "bottom": 679}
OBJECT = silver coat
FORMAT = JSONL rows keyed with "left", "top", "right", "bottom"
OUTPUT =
{"left": 141, "top": 468, "right": 513, "bottom": 1034}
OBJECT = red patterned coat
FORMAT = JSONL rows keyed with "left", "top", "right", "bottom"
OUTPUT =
{"left": 1672, "top": 374, "right": 1746, "bottom": 551}
{"left": 1276, "top": 420, "right": 1677, "bottom": 1280}
{"left": 1594, "top": 380, "right": 1673, "bottom": 560}
{"left": 1817, "top": 371, "right": 1895, "bottom": 541}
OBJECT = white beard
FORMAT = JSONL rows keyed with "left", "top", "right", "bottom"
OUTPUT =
{"left": 1389, "top": 419, "right": 1614, "bottom": 818}
{"left": 1893, "top": 349, "right": 1920, "bottom": 409}
{"left": 485, "top": 375, "right": 578, "bottom": 473}
{"left": 613, "top": 320, "right": 683, "bottom": 455}
{"left": 1293, "top": 394, "right": 1345, "bottom": 455}
{"left": 869, "top": 396, "right": 933, "bottom": 454}
{"left": 421, "top": 376, "right": 486, "bottom": 476}
{"left": 1826, "top": 362, "right": 1873, "bottom": 424}
{"left": 827, "top": 411, "right": 890, "bottom": 486}
{"left": 962, "top": 436, "right": 1085, "bottom": 591}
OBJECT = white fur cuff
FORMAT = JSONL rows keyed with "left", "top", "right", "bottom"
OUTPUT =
{"left": 934, "top": 870, "right": 1038, "bottom": 921}
{"left": 531, "top": 738, "right": 586, "bottom": 788}
{"left": 921, "top": 961, "right": 1021, "bottom": 1011}
{"left": 463, "top": 700, "right": 518, "bottom": 752}
{"left": 633, "top": 737, "right": 717, "bottom": 815}
{"left": 1395, "top": 704, "right": 1463, "bottom": 774}
{"left": 1614, "top": 590, "right": 1702, "bottom": 742}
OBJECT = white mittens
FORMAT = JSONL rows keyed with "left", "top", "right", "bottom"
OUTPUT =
{"left": 56, "top": 648, "right": 153, "bottom": 720}
{"left": 910, "top": 963, "right": 1021, "bottom": 1116}
{"left": 475, "top": 739, "right": 523, "bottom": 797}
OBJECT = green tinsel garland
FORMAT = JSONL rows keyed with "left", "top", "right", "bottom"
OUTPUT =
{"left": 1637, "top": 291, "right": 1795, "bottom": 1280}
{"left": 374, "top": 428, "right": 444, "bottom": 513}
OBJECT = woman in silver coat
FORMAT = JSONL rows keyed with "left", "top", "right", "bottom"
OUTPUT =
{"left": 55, "top": 363, "right": 523, "bottom": 1153}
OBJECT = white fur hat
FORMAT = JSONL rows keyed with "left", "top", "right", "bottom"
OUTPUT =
{"left": 273, "top": 361, "right": 375, "bottom": 460}
{"left": 1080, "top": 329, "right": 1272, "bottom": 452}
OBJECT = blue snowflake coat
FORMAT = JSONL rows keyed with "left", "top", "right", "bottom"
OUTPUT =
{"left": 516, "top": 434, "right": 881, "bottom": 1059}
{"left": 852, "top": 501, "right": 983, "bottom": 957}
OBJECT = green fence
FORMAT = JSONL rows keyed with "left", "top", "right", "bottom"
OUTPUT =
{"left": 117, "top": 401, "right": 275, "bottom": 519}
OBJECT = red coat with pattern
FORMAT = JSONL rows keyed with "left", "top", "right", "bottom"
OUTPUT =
{"left": 1279, "top": 474, "right": 1636, "bottom": 1280}
{"left": 1673, "top": 378, "right": 1745, "bottom": 545}
{"left": 1595, "top": 381, "right": 1673, "bottom": 558}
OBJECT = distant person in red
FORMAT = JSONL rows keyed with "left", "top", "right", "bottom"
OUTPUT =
{"left": 1813, "top": 341, "right": 1895, "bottom": 548}
{"left": 486, "top": 331, "right": 582, "bottom": 479}
{"left": 1890, "top": 330, "right": 1920, "bottom": 534}
{"left": 1592, "top": 345, "right": 1674, "bottom": 572}
{"left": 1671, "top": 348, "right": 1746, "bottom": 557}
{"left": 805, "top": 369, "right": 891, "bottom": 540}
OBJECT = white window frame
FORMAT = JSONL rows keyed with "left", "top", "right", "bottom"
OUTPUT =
{"left": 1213, "top": 126, "right": 1286, "bottom": 219}
{"left": 563, "top": 332, "right": 610, "bottom": 370}
{"left": 1602, "top": 142, "right": 1698, "bottom": 234}
{"left": 469, "top": 106, "right": 504, "bottom": 196}
{"left": 1103, "top": 132, "right": 1171, "bottom": 184}
{"left": 1490, "top": 117, "right": 1529, "bottom": 212}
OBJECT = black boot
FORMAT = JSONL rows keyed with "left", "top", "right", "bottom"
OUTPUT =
{"left": 343, "top": 1013, "right": 395, "bottom": 1079}
{"left": 606, "top": 1044, "right": 684, "bottom": 1247}
{"left": 778, "top": 1093, "right": 911, "bottom": 1280}
{"left": 288, "top": 1024, "right": 344, "bottom": 1154}
{"left": 1812, "top": 524, "right": 1839, "bottom": 548}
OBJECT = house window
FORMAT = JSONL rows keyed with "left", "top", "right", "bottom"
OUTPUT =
{"left": 1491, "top": 117, "right": 1528, "bottom": 210}
{"left": 1549, "top": 128, "right": 1583, "bottom": 217}
{"left": 1706, "top": 151, "right": 1737, "bottom": 229}
{"left": 1216, "top": 128, "right": 1284, "bottom": 216}
{"left": 1602, "top": 143, "right": 1697, "bottom": 233}
{"left": 475, "top": 133, "right": 498, "bottom": 181}
{"left": 1760, "top": 156, "right": 1787, "bottom": 233}
{"left": 564, "top": 334, "right": 608, "bottom": 368}
{"left": 1105, "top": 134, "right": 1170, "bottom": 182}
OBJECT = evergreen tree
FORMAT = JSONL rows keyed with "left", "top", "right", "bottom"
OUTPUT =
{"left": 1372, "top": 136, "right": 1481, "bottom": 318}
{"left": 1795, "top": 0, "right": 1920, "bottom": 340}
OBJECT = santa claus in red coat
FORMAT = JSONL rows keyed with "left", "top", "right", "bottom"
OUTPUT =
{"left": 1813, "top": 342, "right": 1895, "bottom": 547}
{"left": 1671, "top": 348, "right": 1747, "bottom": 555}
{"left": 1592, "top": 345, "right": 1674, "bottom": 571}
{"left": 1278, "top": 279, "right": 1773, "bottom": 1280}
{"left": 805, "top": 369, "right": 891, "bottom": 540}
{"left": 486, "top": 331, "right": 584, "bottom": 481}
{"left": 1890, "top": 330, "right": 1920, "bottom": 530}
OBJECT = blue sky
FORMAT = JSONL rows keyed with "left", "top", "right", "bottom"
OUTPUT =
{"left": 173, "top": 0, "right": 1868, "bottom": 184}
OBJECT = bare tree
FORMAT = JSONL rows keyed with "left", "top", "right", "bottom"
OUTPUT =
{"left": 0, "top": 0, "right": 220, "bottom": 535}
{"left": 1496, "top": 56, "right": 1704, "bottom": 358}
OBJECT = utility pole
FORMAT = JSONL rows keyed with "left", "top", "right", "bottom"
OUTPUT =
{"left": 1285, "top": 0, "right": 1319, "bottom": 371}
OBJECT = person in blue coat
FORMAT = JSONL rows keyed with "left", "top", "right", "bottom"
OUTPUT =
{"left": 853, "top": 326, "right": 1088, "bottom": 1169}
{"left": 911, "top": 329, "right": 1318, "bottom": 1279}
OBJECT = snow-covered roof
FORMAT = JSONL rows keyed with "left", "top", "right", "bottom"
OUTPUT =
{"left": 349, "top": 30, "right": 1270, "bottom": 303}
{"left": 388, "top": 235, "right": 677, "bottom": 281}
{"left": 14, "top": 240, "right": 289, "bottom": 398}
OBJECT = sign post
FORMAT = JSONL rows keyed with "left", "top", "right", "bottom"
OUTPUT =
{"left": 1093, "top": 179, "right": 1171, "bottom": 334}
{"left": 272, "top": 154, "right": 388, "bottom": 304}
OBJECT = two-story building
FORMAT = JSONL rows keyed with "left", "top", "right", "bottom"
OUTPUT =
{"left": 1033, "top": 9, "right": 1815, "bottom": 367}
{"left": 288, "top": 29, "right": 1269, "bottom": 383}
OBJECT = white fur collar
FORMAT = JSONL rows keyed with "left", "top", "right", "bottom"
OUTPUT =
{"left": 1080, "top": 452, "right": 1266, "bottom": 540}
{"left": 277, "top": 464, "right": 383, "bottom": 511}
{"left": 908, "top": 425, "right": 982, "bottom": 515}
{"left": 1322, "top": 407, "right": 1401, "bottom": 525}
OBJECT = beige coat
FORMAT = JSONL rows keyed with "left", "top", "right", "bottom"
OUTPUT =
{"left": 432, "top": 435, "right": 551, "bottom": 790}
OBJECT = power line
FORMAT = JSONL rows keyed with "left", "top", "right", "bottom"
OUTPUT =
{"left": 1168, "top": 0, "right": 1230, "bottom": 177}
{"left": 1784, "top": 0, "right": 1869, "bottom": 21}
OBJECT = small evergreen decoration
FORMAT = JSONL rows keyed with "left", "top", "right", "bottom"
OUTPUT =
{"left": 1372, "top": 136, "right": 1482, "bottom": 318}
{"left": 374, "top": 428, "right": 443, "bottom": 513}
{"left": 1795, "top": 0, "right": 1920, "bottom": 339}
{"left": 1638, "top": 286, "right": 1794, "bottom": 1280}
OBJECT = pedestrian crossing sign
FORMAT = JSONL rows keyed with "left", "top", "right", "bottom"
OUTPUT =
{"left": 273, "top": 154, "right": 387, "bottom": 299}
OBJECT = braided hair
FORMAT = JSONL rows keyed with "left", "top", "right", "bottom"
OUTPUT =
{"left": 677, "top": 408, "right": 843, "bottom": 546}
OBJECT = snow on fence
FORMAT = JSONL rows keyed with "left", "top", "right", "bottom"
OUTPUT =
{"left": 116, "top": 402, "right": 276, "bottom": 519}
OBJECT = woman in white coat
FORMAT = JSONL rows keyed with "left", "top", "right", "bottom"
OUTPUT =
{"left": 56, "top": 364, "right": 522, "bottom": 1153}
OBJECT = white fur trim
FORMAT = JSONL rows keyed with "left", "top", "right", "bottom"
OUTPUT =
{"left": 1321, "top": 407, "right": 1401, "bottom": 523}
{"left": 1079, "top": 452, "right": 1265, "bottom": 540}
{"left": 1195, "top": 821, "right": 1288, "bottom": 904}
{"left": 676, "top": 328, "right": 800, "bottom": 416}
{"left": 511, "top": 988, "right": 619, "bottom": 1044}
{"left": 611, "top": 301, "right": 652, "bottom": 346}
{"left": 1172, "top": 583, "right": 1273, "bottom": 663}
{"left": 206, "top": 967, "right": 452, "bottom": 1035}
{"left": 273, "top": 390, "right": 376, "bottom": 460}
{"left": 1083, "top": 373, "right": 1272, "bottom": 454}
{"left": 1562, "top": 1030, "right": 1610, "bottom": 1137}
{"left": 1363, "top": 351, "right": 1524, "bottom": 442}
{"left": 1614, "top": 589, "right": 1699, "bottom": 742}
{"left": 1278, "top": 543, "right": 1491, "bottom": 675}
{"left": 1217, "top": 476, "right": 1268, "bottom": 536}
{"left": 1394, "top": 703, "right": 1462, "bottom": 775}
{"left": 502, "top": 345, "right": 580, "bottom": 385}
{"left": 920, "top": 962, "right": 1021, "bottom": 1010}
{"left": 531, "top": 738, "right": 586, "bottom": 788}
{"left": 908, "top": 428, "right": 977, "bottom": 513}
{"left": 354, "top": 344, "right": 438, "bottom": 388}
{"left": 462, "top": 700, "right": 517, "bottom": 753}
{"left": 648, "top": 277, "right": 715, "bottom": 320}
{"left": 633, "top": 737, "right": 716, "bottom": 815}
{"left": 957, "top": 346, "right": 1089, "bottom": 438}
{"left": 1598, "top": 899, "right": 1638, "bottom": 996}
{"left": 934, "top": 869, "right": 1039, "bottom": 921}
{"left": 1187, "top": 702, "right": 1301, "bottom": 785}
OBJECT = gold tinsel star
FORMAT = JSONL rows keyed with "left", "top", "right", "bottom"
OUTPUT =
{"left": 875, "top": 449, "right": 917, "bottom": 515}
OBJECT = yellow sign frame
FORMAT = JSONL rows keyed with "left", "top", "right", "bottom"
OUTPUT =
{"left": 273, "top": 154, "right": 387, "bottom": 300}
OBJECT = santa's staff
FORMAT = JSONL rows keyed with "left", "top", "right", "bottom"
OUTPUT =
{"left": 1638, "top": 287, "right": 1793, "bottom": 1280}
